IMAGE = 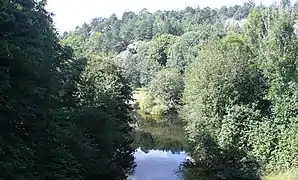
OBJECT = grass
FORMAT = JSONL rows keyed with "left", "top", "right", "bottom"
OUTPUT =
{"left": 266, "top": 169, "right": 298, "bottom": 180}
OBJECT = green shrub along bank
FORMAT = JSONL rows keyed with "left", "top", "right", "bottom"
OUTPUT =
{"left": 182, "top": 35, "right": 267, "bottom": 179}
{"left": 131, "top": 68, "right": 183, "bottom": 115}
{"left": 132, "top": 88, "right": 168, "bottom": 115}
{"left": 182, "top": 6, "right": 298, "bottom": 179}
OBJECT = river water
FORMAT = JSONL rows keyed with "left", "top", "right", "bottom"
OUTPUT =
{"left": 129, "top": 111, "right": 189, "bottom": 180}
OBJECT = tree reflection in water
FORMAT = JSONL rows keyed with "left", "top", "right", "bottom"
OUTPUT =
{"left": 132, "top": 111, "right": 189, "bottom": 153}
{"left": 130, "top": 111, "right": 189, "bottom": 180}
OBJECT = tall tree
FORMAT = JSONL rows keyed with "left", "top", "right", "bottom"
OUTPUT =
{"left": 245, "top": 7, "right": 298, "bottom": 172}
{"left": 0, "top": 1, "right": 135, "bottom": 179}
{"left": 134, "top": 9, "right": 154, "bottom": 40}
{"left": 167, "top": 31, "right": 207, "bottom": 74}
{"left": 182, "top": 35, "right": 267, "bottom": 179}
{"left": 148, "top": 34, "right": 176, "bottom": 66}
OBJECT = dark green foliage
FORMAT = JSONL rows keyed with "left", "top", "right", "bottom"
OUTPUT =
{"left": 0, "top": 0, "right": 67, "bottom": 178}
{"left": 67, "top": 54, "right": 135, "bottom": 179}
{"left": 0, "top": 0, "right": 134, "bottom": 179}
{"left": 180, "top": 133, "right": 263, "bottom": 180}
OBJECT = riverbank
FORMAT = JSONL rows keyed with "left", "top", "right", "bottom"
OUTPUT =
{"left": 130, "top": 108, "right": 297, "bottom": 180}
{"left": 132, "top": 88, "right": 168, "bottom": 115}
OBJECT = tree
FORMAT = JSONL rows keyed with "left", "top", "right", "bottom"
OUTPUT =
{"left": 148, "top": 34, "right": 176, "bottom": 66}
{"left": 137, "top": 42, "right": 163, "bottom": 86}
{"left": 149, "top": 68, "right": 184, "bottom": 108}
{"left": 282, "top": 0, "right": 291, "bottom": 8}
{"left": 60, "top": 31, "right": 87, "bottom": 57}
{"left": 182, "top": 35, "right": 268, "bottom": 178}
{"left": 0, "top": 0, "right": 80, "bottom": 178}
{"left": 167, "top": 31, "right": 206, "bottom": 74}
{"left": 180, "top": 133, "right": 262, "bottom": 180}
{"left": 134, "top": 9, "right": 154, "bottom": 40}
{"left": 234, "top": 1, "right": 255, "bottom": 20}
{"left": 114, "top": 45, "right": 140, "bottom": 87}
{"left": 99, "top": 14, "right": 127, "bottom": 54}
{"left": 120, "top": 11, "right": 137, "bottom": 43}
{"left": 245, "top": 7, "right": 298, "bottom": 172}
{"left": 75, "top": 54, "right": 135, "bottom": 179}
{"left": 0, "top": 1, "right": 135, "bottom": 179}
{"left": 153, "top": 11, "right": 171, "bottom": 36}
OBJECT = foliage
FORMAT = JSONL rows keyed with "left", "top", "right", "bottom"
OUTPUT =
{"left": 182, "top": 35, "right": 268, "bottom": 178}
{"left": 180, "top": 133, "right": 262, "bottom": 180}
{"left": 181, "top": 4, "right": 298, "bottom": 177}
{"left": 244, "top": 7, "right": 298, "bottom": 173}
{"left": 132, "top": 88, "right": 167, "bottom": 115}
{"left": 149, "top": 68, "right": 184, "bottom": 108}
{"left": 114, "top": 48, "right": 140, "bottom": 87}
{"left": 166, "top": 30, "right": 211, "bottom": 74}
{"left": 147, "top": 34, "right": 176, "bottom": 66}
{"left": 0, "top": 0, "right": 72, "bottom": 178}
{"left": 137, "top": 42, "right": 163, "bottom": 86}
{"left": 14, "top": 0, "right": 298, "bottom": 178}
{"left": 0, "top": 1, "right": 134, "bottom": 179}
{"left": 60, "top": 2, "right": 253, "bottom": 56}
{"left": 182, "top": 34, "right": 267, "bottom": 140}
{"left": 75, "top": 54, "right": 135, "bottom": 179}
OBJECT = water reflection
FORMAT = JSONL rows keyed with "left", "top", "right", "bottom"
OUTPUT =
{"left": 132, "top": 111, "right": 189, "bottom": 152}
{"left": 130, "top": 111, "right": 189, "bottom": 180}
{"left": 130, "top": 111, "right": 262, "bottom": 180}
{"left": 129, "top": 148, "right": 187, "bottom": 180}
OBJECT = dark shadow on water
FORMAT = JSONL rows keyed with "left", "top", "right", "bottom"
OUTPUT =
{"left": 179, "top": 133, "right": 264, "bottom": 180}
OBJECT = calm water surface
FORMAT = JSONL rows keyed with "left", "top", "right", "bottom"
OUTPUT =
{"left": 129, "top": 111, "right": 189, "bottom": 180}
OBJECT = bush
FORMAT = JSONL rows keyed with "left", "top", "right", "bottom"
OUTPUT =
{"left": 180, "top": 133, "right": 263, "bottom": 180}
{"left": 182, "top": 35, "right": 268, "bottom": 177}
{"left": 133, "top": 88, "right": 167, "bottom": 115}
{"left": 149, "top": 68, "right": 184, "bottom": 108}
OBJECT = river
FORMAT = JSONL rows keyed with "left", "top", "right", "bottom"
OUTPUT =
{"left": 129, "top": 111, "right": 190, "bottom": 180}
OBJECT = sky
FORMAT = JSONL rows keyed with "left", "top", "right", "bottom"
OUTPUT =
{"left": 46, "top": 0, "right": 277, "bottom": 33}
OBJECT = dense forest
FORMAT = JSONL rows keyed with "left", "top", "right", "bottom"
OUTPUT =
{"left": 1, "top": 0, "right": 298, "bottom": 179}
{"left": 0, "top": 0, "right": 134, "bottom": 179}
